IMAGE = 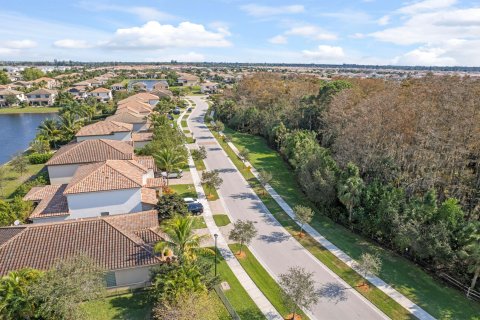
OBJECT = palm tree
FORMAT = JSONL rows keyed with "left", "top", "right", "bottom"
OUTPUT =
{"left": 38, "top": 119, "right": 61, "bottom": 149}
{"left": 460, "top": 236, "right": 480, "bottom": 297}
{"left": 338, "top": 163, "right": 364, "bottom": 226}
{"left": 59, "top": 112, "right": 82, "bottom": 141}
{"left": 0, "top": 268, "right": 43, "bottom": 319}
{"left": 154, "top": 215, "right": 213, "bottom": 262}
{"left": 154, "top": 147, "right": 186, "bottom": 186}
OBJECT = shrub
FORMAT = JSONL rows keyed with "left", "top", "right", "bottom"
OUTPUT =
{"left": 28, "top": 152, "right": 53, "bottom": 164}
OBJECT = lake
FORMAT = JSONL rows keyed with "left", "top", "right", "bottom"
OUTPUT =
{"left": 0, "top": 113, "right": 57, "bottom": 164}
{"left": 128, "top": 79, "right": 163, "bottom": 91}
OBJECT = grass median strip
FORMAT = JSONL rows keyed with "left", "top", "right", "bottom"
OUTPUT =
{"left": 203, "top": 184, "right": 219, "bottom": 201}
{"left": 213, "top": 214, "right": 231, "bottom": 227}
{"left": 194, "top": 158, "right": 206, "bottom": 171}
{"left": 211, "top": 129, "right": 414, "bottom": 320}
{"left": 221, "top": 128, "right": 480, "bottom": 320}
{"left": 230, "top": 244, "right": 308, "bottom": 320}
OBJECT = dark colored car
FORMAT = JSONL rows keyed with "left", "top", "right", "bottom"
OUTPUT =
{"left": 172, "top": 108, "right": 181, "bottom": 115}
{"left": 167, "top": 114, "right": 174, "bottom": 120}
{"left": 187, "top": 202, "right": 204, "bottom": 215}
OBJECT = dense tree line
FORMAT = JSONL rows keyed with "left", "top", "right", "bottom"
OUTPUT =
{"left": 214, "top": 73, "right": 480, "bottom": 290}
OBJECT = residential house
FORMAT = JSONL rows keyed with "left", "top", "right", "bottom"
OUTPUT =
{"left": 117, "top": 99, "right": 154, "bottom": 115}
{"left": 88, "top": 87, "right": 113, "bottom": 102}
{"left": 0, "top": 89, "right": 26, "bottom": 106}
{"left": 132, "top": 82, "right": 147, "bottom": 92}
{"left": 0, "top": 210, "right": 164, "bottom": 288}
{"left": 151, "top": 89, "right": 173, "bottom": 99}
{"left": 200, "top": 81, "right": 218, "bottom": 94}
{"left": 132, "top": 132, "right": 154, "bottom": 149}
{"left": 152, "top": 80, "right": 169, "bottom": 90}
{"left": 26, "top": 89, "right": 57, "bottom": 106}
{"left": 111, "top": 83, "right": 126, "bottom": 91}
{"left": 76, "top": 121, "right": 133, "bottom": 142}
{"left": 32, "top": 77, "right": 56, "bottom": 89}
{"left": 119, "top": 92, "right": 159, "bottom": 106}
{"left": 177, "top": 73, "right": 199, "bottom": 87}
{"left": 73, "top": 80, "right": 93, "bottom": 87}
{"left": 45, "top": 139, "right": 154, "bottom": 184}
{"left": 67, "top": 86, "right": 88, "bottom": 99}
{"left": 24, "top": 160, "right": 162, "bottom": 223}
{"left": 10, "top": 81, "right": 32, "bottom": 90}
{"left": 107, "top": 112, "right": 151, "bottom": 132}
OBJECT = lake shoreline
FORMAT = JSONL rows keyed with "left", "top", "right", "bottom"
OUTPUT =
{"left": 0, "top": 107, "right": 60, "bottom": 114}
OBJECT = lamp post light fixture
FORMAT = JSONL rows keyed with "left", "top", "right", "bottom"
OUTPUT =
{"left": 214, "top": 233, "right": 218, "bottom": 277}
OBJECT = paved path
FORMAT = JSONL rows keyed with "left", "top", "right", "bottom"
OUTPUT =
{"left": 187, "top": 96, "right": 389, "bottom": 320}
{"left": 180, "top": 102, "right": 283, "bottom": 320}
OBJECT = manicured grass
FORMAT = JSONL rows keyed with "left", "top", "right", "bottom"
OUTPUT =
{"left": 213, "top": 214, "right": 231, "bottom": 227}
{"left": 193, "top": 158, "right": 206, "bottom": 171}
{"left": 181, "top": 120, "right": 188, "bottom": 128}
{"left": 0, "top": 163, "right": 45, "bottom": 199}
{"left": 183, "top": 129, "right": 190, "bottom": 134}
{"left": 222, "top": 128, "right": 480, "bottom": 320}
{"left": 202, "top": 184, "right": 219, "bottom": 201}
{"left": 0, "top": 106, "right": 60, "bottom": 114}
{"left": 212, "top": 129, "right": 413, "bottom": 319}
{"left": 81, "top": 291, "right": 152, "bottom": 320}
{"left": 211, "top": 251, "right": 265, "bottom": 319}
{"left": 192, "top": 215, "right": 207, "bottom": 229}
{"left": 230, "top": 244, "right": 307, "bottom": 319}
{"left": 169, "top": 184, "right": 197, "bottom": 198}
{"left": 186, "top": 136, "right": 195, "bottom": 144}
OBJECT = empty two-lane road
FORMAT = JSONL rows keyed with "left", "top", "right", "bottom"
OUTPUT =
{"left": 187, "top": 96, "right": 389, "bottom": 320}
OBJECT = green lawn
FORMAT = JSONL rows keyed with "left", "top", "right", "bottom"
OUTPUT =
{"left": 229, "top": 244, "right": 307, "bottom": 319}
{"left": 0, "top": 163, "right": 45, "bottom": 199}
{"left": 169, "top": 184, "right": 197, "bottom": 198}
{"left": 0, "top": 106, "right": 60, "bottom": 114}
{"left": 222, "top": 128, "right": 480, "bottom": 320}
{"left": 183, "top": 129, "right": 190, "bottom": 134}
{"left": 181, "top": 120, "right": 187, "bottom": 128}
{"left": 81, "top": 291, "right": 152, "bottom": 320}
{"left": 194, "top": 158, "right": 206, "bottom": 171}
{"left": 213, "top": 214, "right": 231, "bottom": 227}
{"left": 192, "top": 215, "right": 207, "bottom": 229}
{"left": 202, "top": 184, "right": 219, "bottom": 201}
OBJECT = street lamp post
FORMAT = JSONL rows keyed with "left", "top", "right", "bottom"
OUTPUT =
{"left": 214, "top": 233, "right": 218, "bottom": 277}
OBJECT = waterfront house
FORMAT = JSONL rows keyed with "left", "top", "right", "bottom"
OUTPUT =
{"left": 151, "top": 88, "right": 173, "bottom": 99}
{"left": 26, "top": 88, "right": 57, "bottom": 106}
{"left": 32, "top": 77, "right": 56, "bottom": 89}
{"left": 75, "top": 121, "right": 133, "bottom": 142}
{"left": 45, "top": 139, "right": 156, "bottom": 184}
{"left": 0, "top": 89, "right": 26, "bottom": 106}
{"left": 118, "top": 92, "right": 159, "bottom": 106}
{"left": 88, "top": 87, "right": 113, "bottom": 102}
{"left": 132, "top": 82, "right": 147, "bottom": 92}
{"left": 201, "top": 81, "right": 219, "bottom": 94}
{"left": 67, "top": 86, "right": 88, "bottom": 99}
{"left": 0, "top": 210, "right": 164, "bottom": 288}
{"left": 24, "top": 160, "right": 162, "bottom": 223}
{"left": 111, "top": 83, "right": 126, "bottom": 91}
{"left": 177, "top": 73, "right": 199, "bottom": 87}
{"left": 106, "top": 111, "right": 151, "bottom": 132}
{"left": 152, "top": 80, "right": 169, "bottom": 90}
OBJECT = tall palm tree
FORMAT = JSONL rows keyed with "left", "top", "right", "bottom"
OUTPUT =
{"left": 59, "top": 112, "right": 82, "bottom": 141}
{"left": 154, "top": 215, "right": 213, "bottom": 262}
{"left": 0, "top": 268, "right": 43, "bottom": 319}
{"left": 154, "top": 147, "right": 186, "bottom": 186}
{"left": 338, "top": 163, "right": 364, "bottom": 225}
{"left": 38, "top": 119, "right": 61, "bottom": 149}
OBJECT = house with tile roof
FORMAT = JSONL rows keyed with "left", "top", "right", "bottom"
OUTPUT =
{"left": 0, "top": 89, "right": 26, "bottom": 106}
{"left": 119, "top": 92, "right": 159, "bottom": 106}
{"left": 25, "top": 160, "right": 163, "bottom": 223}
{"left": 177, "top": 73, "right": 199, "bottom": 87}
{"left": 111, "top": 83, "right": 126, "bottom": 91}
{"left": 45, "top": 139, "right": 157, "bottom": 184}
{"left": 26, "top": 88, "right": 57, "bottom": 106}
{"left": 31, "top": 77, "right": 57, "bottom": 89}
{"left": 106, "top": 111, "right": 151, "bottom": 132}
{"left": 88, "top": 87, "right": 113, "bottom": 102}
{"left": 0, "top": 210, "right": 165, "bottom": 288}
{"left": 116, "top": 99, "right": 154, "bottom": 115}
{"left": 76, "top": 120, "right": 133, "bottom": 142}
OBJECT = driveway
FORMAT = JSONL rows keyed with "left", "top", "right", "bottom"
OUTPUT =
{"left": 187, "top": 96, "right": 389, "bottom": 320}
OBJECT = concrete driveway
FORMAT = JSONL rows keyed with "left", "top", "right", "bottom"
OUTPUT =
{"left": 187, "top": 96, "right": 389, "bottom": 320}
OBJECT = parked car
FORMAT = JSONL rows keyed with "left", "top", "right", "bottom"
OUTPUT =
{"left": 167, "top": 114, "right": 174, "bottom": 120}
{"left": 161, "top": 170, "right": 183, "bottom": 179}
{"left": 187, "top": 107, "right": 192, "bottom": 112}
{"left": 183, "top": 197, "right": 198, "bottom": 204}
{"left": 172, "top": 108, "right": 181, "bottom": 115}
{"left": 187, "top": 202, "right": 204, "bottom": 215}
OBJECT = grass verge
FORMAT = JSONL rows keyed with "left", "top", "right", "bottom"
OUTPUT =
{"left": 202, "top": 184, "right": 219, "bottom": 201}
{"left": 222, "top": 127, "right": 480, "bottom": 320}
{"left": 192, "top": 215, "right": 207, "bottom": 229}
{"left": 0, "top": 164, "right": 45, "bottom": 200}
{"left": 169, "top": 184, "right": 197, "bottom": 198}
{"left": 230, "top": 244, "right": 307, "bottom": 319}
{"left": 81, "top": 291, "right": 152, "bottom": 319}
{"left": 0, "top": 106, "right": 60, "bottom": 114}
{"left": 194, "top": 159, "right": 206, "bottom": 171}
{"left": 213, "top": 214, "right": 231, "bottom": 227}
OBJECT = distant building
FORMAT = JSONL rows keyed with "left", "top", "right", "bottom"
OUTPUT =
{"left": 31, "top": 77, "right": 57, "bottom": 89}
{"left": 111, "top": 83, "right": 126, "bottom": 91}
{"left": 200, "top": 81, "right": 218, "bottom": 94}
{"left": 0, "top": 89, "right": 26, "bottom": 106}
{"left": 88, "top": 87, "right": 113, "bottom": 102}
{"left": 177, "top": 74, "right": 199, "bottom": 87}
{"left": 152, "top": 80, "right": 169, "bottom": 90}
{"left": 26, "top": 89, "right": 57, "bottom": 106}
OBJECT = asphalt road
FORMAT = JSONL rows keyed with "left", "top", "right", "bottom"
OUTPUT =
{"left": 188, "top": 96, "right": 389, "bottom": 320}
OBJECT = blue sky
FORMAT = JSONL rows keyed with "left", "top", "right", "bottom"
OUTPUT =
{"left": 1, "top": 0, "right": 479, "bottom": 66}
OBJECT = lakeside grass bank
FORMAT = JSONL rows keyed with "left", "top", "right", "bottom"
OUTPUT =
{"left": 0, "top": 107, "right": 60, "bottom": 114}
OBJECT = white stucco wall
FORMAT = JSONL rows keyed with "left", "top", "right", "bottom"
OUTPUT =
{"left": 67, "top": 188, "right": 142, "bottom": 218}
{"left": 76, "top": 131, "right": 132, "bottom": 142}
{"left": 48, "top": 164, "right": 79, "bottom": 184}
{"left": 114, "top": 266, "right": 154, "bottom": 287}
{"left": 31, "top": 215, "right": 68, "bottom": 224}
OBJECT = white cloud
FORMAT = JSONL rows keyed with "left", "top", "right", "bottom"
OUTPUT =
{"left": 377, "top": 15, "right": 390, "bottom": 26}
{"left": 350, "top": 33, "right": 365, "bottom": 39}
{"left": 269, "top": 35, "right": 288, "bottom": 44}
{"left": 398, "top": 0, "right": 457, "bottom": 15}
{"left": 53, "top": 39, "right": 92, "bottom": 49}
{"left": 105, "top": 21, "right": 231, "bottom": 49}
{"left": 285, "top": 26, "right": 337, "bottom": 40}
{"left": 302, "top": 45, "right": 345, "bottom": 61}
{"left": 4, "top": 39, "right": 37, "bottom": 49}
{"left": 393, "top": 46, "right": 456, "bottom": 66}
{"left": 77, "top": 2, "right": 176, "bottom": 21}
{"left": 241, "top": 4, "right": 304, "bottom": 17}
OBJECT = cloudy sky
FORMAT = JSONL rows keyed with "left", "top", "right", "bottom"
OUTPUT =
{"left": 1, "top": 0, "right": 479, "bottom": 66}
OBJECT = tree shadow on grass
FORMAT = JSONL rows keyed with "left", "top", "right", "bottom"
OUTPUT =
{"left": 109, "top": 291, "right": 152, "bottom": 320}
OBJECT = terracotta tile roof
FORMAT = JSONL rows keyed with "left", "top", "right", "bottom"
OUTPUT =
{"left": 116, "top": 105, "right": 152, "bottom": 115}
{"left": 91, "top": 87, "right": 111, "bottom": 93}
{"left": 0, "top": 89, "right": 23, "bottom": 95}
{"left": 0, "top": 211, "right": 162, "bottom": 275}
{"left": 46, "top": 139, "right": 134, "bottom": 166}
{"left": 117, "top": 100, "right": 153, "bottom": 113}
{"left": 119, "top": 93, "right": 159, "bottom": 104}
{"left": 132, "top": 131, "right": 153, "bottom": 142}
{"left": 26, "top": 88, "right": 57, "bottom": 96}
{"left": 134, "top": 155, "right": 157, "bottom": 171}
{"left": 141, "top": 188, "right": 157, "bottom": 205}
{"left": 75, "top": 121, "right": 133, "bottom": 137}
{"left": 24, "top": 184, "right": 69, "bottom": 219}
{"left": 64, "top": 160, "right": 148, "bottom": 194}
{"left": 146, "top": 178, "right": 164, "bottom": 188}
{"left": 135, "top": 229, "right": 163, "bottom": 247}
{"left": 32, "top": 77, "right": 55, "bottom": 83}
{"left": 151, "top": 89, "right": 173, "bottom": 98}
{"left": 106, "top": 112, "right": 148, "bottom": 124}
